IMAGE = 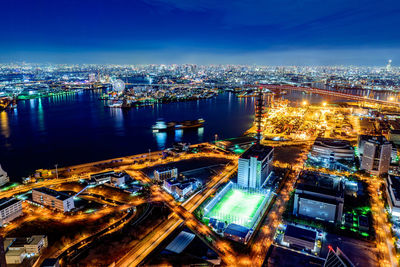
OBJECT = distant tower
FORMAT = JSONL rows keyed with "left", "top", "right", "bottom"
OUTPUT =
{"left": 386, "top": 59, "right": 392, "bottom": 72}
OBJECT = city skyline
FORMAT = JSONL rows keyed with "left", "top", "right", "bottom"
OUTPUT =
{"left": 1, "top": 0, "right": 400, "bottom": 65}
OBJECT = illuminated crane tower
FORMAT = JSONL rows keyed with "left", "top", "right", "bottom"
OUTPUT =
{"left": 255, "top": 87, "right": 265, "bottom": 144}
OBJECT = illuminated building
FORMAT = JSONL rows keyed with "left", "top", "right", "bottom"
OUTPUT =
{"left": 0, "top": 164, "right": 9, "bottom": 187}
{"left": 310, "top": 138, "right": 354, "bottom": 161}
{"left": 4, "top": 235, "right": 48, "bottom": 265}
{"left": 293, "top": 172, "right": 344, "bottom": 224}
{"left": 90, "top": 171, "right": 130, "bottom": 186}
{"left": 360, "top": 136, "right": 392, "bottom": 176}
{"left": 154, "top": 168, "right": 178, "bottom": 182}
{"left": 163, "top": 177, "right": 199, "bottom": 198}
{"left": 308, "top": 138, "right": 355, "bottom": 171}
{"left": 283, "top": 224, "right": 317, "bottom": 251}
{"left": 223, "top": 223, "right": 252, "bottom": 244}
{"left": 32, "top": 187, "right": 75, "bottom": 212}
{"left": 237, "top": 144, "right": 273, "bottom": 188}
{"left": 0, "top": 197, "right": 23, "bottom": 226}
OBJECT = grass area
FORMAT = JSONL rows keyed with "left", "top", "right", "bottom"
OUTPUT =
{"left": 206, "top": 188, "right": 265, "bottom": 228}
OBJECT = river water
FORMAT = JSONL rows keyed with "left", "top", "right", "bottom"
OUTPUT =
{"left": 0, "top": 86, "right": 393, "bottom": 182}
{"left": 0, "top": 90, "right": 255, "bottom": 181}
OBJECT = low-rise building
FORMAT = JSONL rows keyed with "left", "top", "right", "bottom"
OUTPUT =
{"left": 308, "top": 138, "right": 355, "bottom": 171}
{"left": 90, "top": 171, "right": 131, "bottom": 186}
{"left": 283, "top": 224, "right": 317, "bottom": 251}
{"left": 5, "top": 248, "right": 24, "bottom": 264}
{"left": 4, "top": 235, "right": 48, "bottom": 265}
{"left": 154, "top": 168, "right": 178, "bottom": 182}
{"left": 223, "top": 223, "right": 252, "bottom": 244}
{"left": 293, "top": 171, "right": 344, "bottom": 224}
{"left": 0, "top": 197, "right": 23, "bottom": 226}
{"left": 163, "top": 177, "right": 199, "bottom": 198}
{"left": 24, "top": 235, "right": 48, "bottom": 254}
{"left": 110, "top": 172, "right": 130, "bottom": 186}
{"left": 0, "top": 165, "right": 9, "bottom": 187}
{"left": 215, "top": 136, "right": 256, "bottom": 152}
{"left": 175, "top": 182, "right": 193, "bottom": 198}
{"left": 32, "top": 187, "right": 75, "bottom": 212}
{"left": 90, "top": 171, "right": 115, "bottom": 185}
{"left": 41, "top": 258, "right": 60, "bottom": 267}
{"left": 310, "top": 138, "right": 354, "bottom": 161}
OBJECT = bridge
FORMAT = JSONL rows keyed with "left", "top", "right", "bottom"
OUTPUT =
{"left": 250, "top": 84, "right": 400, "bottom": 108}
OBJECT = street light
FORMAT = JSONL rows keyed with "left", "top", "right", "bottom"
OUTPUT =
{"left": 322, "top": 101, "right": 327, "bottom": 107}
{"left": 302, "top": 100, "right": 308, "bottom": 106}
{"left": 389, "top": 96, "right": 395, "bottom": 101}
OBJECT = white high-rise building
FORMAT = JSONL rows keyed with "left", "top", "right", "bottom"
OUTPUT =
{"left": 386, "top": 59, "right": 392, "bottom": 72}
{"left": 360, "top": 136, "right": 392, "bottom": 176}
{"left": 0, "top": 165, "right": 9, "bottom": 187}
{"left": 237, "top": 144, "right": 273, "bottom": 188}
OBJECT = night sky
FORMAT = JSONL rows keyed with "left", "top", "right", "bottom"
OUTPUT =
{"left": 1, "top": 0, "right": 400, "bottom": 65}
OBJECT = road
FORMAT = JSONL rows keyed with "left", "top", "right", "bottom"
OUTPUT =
{"left": 114, "top": 162, "right": 238, "bottom": 266}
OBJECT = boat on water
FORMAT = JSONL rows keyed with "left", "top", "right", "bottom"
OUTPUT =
{"left": 107, "top": 100, "right": 123, "bottom": 108}
{"left": 152, "top": 118, "right": 204, "bottom": 132}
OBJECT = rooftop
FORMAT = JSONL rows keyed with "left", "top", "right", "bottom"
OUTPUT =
{"left": 165, "top": 231, "right": 195, "bottom": 254}
{"left": 224, "top": 223, "right": 251, "bottom": 238}
{"left": 264, "top": 245, "right": 325, "bottom": 267}
{"left": 217, "top": 136, "right": 256, "bottom": 147}
{"left": 0, "top": 197, "right": 21, "bottom": 210}
{"left": 313, "top": 137, "right": 352, "bottom": 149}
{"left": 284, "top": 224, "right": 317, "bottom": 243}
{"left": 240, "top": 144, "right": 273, "bottom": 161}
{"left": 33, "top": 187, "right": 72, "bottom": 201}
{"left": 296, "top": 171, "right": 344, "bottom": 198}
{"left": 359, "top": 135, "right": 389, "bottom": 145}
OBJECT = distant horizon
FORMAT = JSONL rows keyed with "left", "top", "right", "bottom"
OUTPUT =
{"left": 0, "top": 48, "right": 398, "bottom": 68}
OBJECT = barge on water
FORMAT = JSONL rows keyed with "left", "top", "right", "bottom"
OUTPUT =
{"left": 152, "top": 118, "right": 204, "bottom": 132}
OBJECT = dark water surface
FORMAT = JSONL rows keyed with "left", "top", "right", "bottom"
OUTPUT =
{"left": 0, "top": 91, "right": 255, "bottom": 181}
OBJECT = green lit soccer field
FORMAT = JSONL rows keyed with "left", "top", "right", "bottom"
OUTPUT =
{"left": 206, "top": 189, "right": 265, "bottom": 228}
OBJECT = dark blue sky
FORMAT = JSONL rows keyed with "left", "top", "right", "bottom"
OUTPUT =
{"left": 1, "top": 0, "right": 400, "bottom": 65}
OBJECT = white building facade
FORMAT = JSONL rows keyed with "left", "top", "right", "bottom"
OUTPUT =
{"left": 237, "top": 145, "right": 273, "bottom": 189}
{"left": 0, "top": 165, "right": 10, "bottom": 187}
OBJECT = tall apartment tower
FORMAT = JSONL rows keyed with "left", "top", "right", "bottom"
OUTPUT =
{"left": 237, "top": 144, "right": 274, "bottom": 188}
{"left": 360, "top": 136, "right": 392, "bottom": 176}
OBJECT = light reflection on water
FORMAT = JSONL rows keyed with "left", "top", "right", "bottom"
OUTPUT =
{"left": 155, "top": 132, "right": 167, "bottom": 149}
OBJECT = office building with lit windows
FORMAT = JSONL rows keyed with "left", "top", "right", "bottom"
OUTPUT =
{"left": 237, "top": 144, "right": 273, "bottom": 188}
{"left": 360, "top": 136, "right": 392, "bottom": 176}
{"left": 0, "top": 198, "right": 23, "bottom": 226}
{"left": 32, "top": 187, "right": 75, "bottom": 212}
